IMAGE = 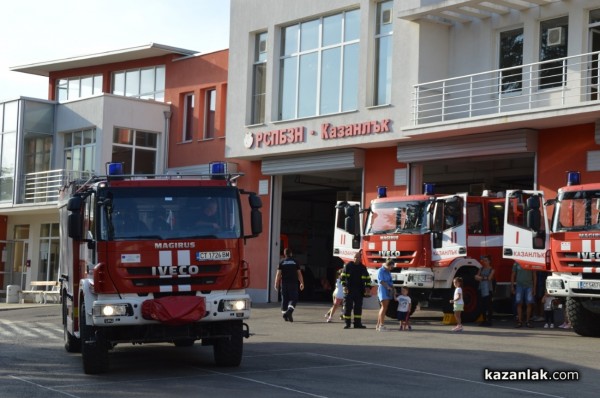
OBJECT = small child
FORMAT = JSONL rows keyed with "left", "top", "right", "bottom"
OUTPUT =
{"left": 325, "top": 269, "right": 344, "bottom": 323}
{"left": 542, "top": 290, "right": 556, "bottom": 328}
{"left": 396, "top": 287, "right": 412, "bottom": 330}
{"left": 450, "top": 277, "right": 464, "bottom": 332}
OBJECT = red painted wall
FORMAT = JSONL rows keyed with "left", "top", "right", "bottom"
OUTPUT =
{"left": 364, "top": 147, "right": 407, "bottom": 206}
{"left": 537, "top": 123, "right": 600, "bottom": 197}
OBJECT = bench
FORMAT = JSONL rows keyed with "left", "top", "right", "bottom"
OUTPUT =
{"left": 19, "top": 281, "right": 61, "bottom": 304}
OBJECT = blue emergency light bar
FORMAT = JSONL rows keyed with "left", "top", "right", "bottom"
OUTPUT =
{"left": 106, "top": 162, "right": 124, "bottom": 176}
{"left": 423, "top": 183, "right": 435, "bottom": 195}
{"left": 377, "top": 186, "right": 387, "bottom": 198}
{"left": 567, "top": 171, "right": 580, "bottom": 186}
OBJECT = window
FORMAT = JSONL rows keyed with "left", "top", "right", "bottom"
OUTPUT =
{"left": 39, "top": 223, "right": 60, "bottom": 281}
{"left": 0, "top": 101, "right": 18, "bottom": 202}
{"left": 64, "top": 129, "right": 96, "bottom": 173}
{"left": 279, "top": 9, "right": 359, "bottom": 120}
{"left": 374, "top": 1, "right": 393, "bottom": 105}
{"left": 183, "top": 93, "right": 195, "bottom": 141}
{"left": 589, "top": 9, "right": 600, "bottom": 100}
{"left": 204, "top": 89, "right": 216, "bottom": 139}
{"left": 539, "top": 17, "right": 569, "bottom": 89}
{"left": 112, "top": 128, "right": 158, "bottom": 174}
{"left": 112, "top": 66, "right": 165, "bottom": 101}
{"left": 57, "top": 75, "right": 103, "bottom": 102}
{"left": 499, "top": 28, "right": 523, "bottom": 93}
{"left": 251, "top": 32, "right": 267, "bottom": 124}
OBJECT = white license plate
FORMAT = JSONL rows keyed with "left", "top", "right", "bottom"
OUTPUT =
{"left": 197, "top": 251, "right": 231, "bottom": 261}
{"left": 579, "top": 281, "right": 600, "bottom": 290}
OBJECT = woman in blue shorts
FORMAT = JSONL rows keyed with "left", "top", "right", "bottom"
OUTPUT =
{"left": 376, "top": 260, "right": 395, "bottom": 331}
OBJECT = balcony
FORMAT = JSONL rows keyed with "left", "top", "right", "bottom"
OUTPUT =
{"left": 22, "top": 169, "right": 92, "bottom": 204}
{"left": 411, "top": 51, "right": 600, "bottom": 127}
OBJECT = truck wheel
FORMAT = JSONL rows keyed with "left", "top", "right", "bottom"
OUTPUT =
{"left": 567, "top": 298, "right": 600, "bottom": 337}
{"left": 80, "top": 299, "right": 110, "bottom": 374}
{"left": 460, "top": 275, "right": 481, "bottom": 323}
{"left": 63, "top": 296, "right": 81, "bottom": 353}
{"left": 213, "top": 320, "right": 243, "bottom": 367}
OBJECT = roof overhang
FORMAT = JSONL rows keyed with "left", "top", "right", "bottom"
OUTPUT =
{"left": 10, "top": 43, "right": 199, "bottom": 77}
{"left": 398, "top": 0, "right": 561, "bottom": 25}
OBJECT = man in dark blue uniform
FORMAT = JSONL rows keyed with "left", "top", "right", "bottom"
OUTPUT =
{"left": 341, "top": 249, "right": 371, "bottom": 329}
{"left": 274, "top": 248, "right": 304, "bottom": 322}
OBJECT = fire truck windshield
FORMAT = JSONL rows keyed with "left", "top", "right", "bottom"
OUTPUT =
{"left": 365, "top": 200, "right": 429, "bottom": 235}
{"left": 553, "top": 190, "right": 600, "bottom": 232}
{"left": 98, "top": 186, "right": 242, "bottom": 240}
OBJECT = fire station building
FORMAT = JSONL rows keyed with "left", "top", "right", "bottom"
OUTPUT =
{"left": 227, "top": 0, "right": 600, "bottom": 303}
{"left": 4, "top": 0, "right": 600, "bottom": 306}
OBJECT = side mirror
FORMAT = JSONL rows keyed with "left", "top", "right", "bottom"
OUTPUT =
{"left": 250, "top": 209, "right": 262, "bottom": 236}
{"left": 68, "top": 212, "right": 83, "bottom": 240}
{"left": 67, "top": 196, "right": 83, "bottom": 212}
{"left": 248, "top": 193, "right": 262, "bottom": 209}
{"left": 344, "top": 204, "right": 360, "bottom": 235}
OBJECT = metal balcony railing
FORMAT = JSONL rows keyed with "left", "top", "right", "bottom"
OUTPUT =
{"left": 412, "top": 50, "right": 600, "bottom": 126}
{"left": 22, "top": 169, "right": 92, "bottom": 204}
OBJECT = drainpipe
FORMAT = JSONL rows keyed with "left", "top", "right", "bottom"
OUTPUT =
{"left": 163, "top": 110, "right": 172, "bottom": 173}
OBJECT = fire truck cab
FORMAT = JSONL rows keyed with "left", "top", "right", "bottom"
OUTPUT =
{"left": 59, "top": 162, "right": 263, "bottom": 373}
{"left": 334, "top": 186, "right": 512, "bottom": 322}
{"left": 503, "top": 172, "right": 600, "bottom": 337}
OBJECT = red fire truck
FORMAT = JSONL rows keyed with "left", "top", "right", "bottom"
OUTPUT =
{"left": 334, "top": 185, "right": 513, "bottom": 321}
{"left": 503, "top": 172, "right": 600, "bottom": 337}
{"left": 58, "top": 162, "right": 263, "bottom": 374}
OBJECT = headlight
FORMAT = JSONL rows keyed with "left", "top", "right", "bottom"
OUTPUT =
{"left": 546, "top": 279, "right": 565, "bottom": 290}
{"left": 219, "top": 299, "right": 250, "bottom": 312}
{"left": 93, "top": 303, "right": 132, "bottom": 317}
{"left": 408, "top": 274, "right": 434, "bottom": 283}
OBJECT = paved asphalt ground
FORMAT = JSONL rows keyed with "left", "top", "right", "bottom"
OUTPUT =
{"left": 0, "top": 301, "right": 599, "bottom": 398}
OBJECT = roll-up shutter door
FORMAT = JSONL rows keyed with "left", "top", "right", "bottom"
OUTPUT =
{"left": 262, "top": 149, "right": 364, "bottom": 175}
{"left": 397, "top": 129, "right": 537, "bottom": 163}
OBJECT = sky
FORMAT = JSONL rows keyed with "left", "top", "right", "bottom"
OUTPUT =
{"left": 0, "top": 0, "right": 230, "bottom": 102}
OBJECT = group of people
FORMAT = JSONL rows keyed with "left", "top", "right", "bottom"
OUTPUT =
{"left": 274, "top": 249, "right": 571, "bottom": 331}
{"left": 276, "top": 249, "right": 411, "bottom": 331}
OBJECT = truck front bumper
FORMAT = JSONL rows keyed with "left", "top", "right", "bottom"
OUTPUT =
{"left": 547, "top": 274, "right": 600, "bottom": 299}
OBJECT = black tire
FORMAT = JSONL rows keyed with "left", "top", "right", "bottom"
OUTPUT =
{"left": 174, "top": 339, "right": 195, "bottom": 347}
{"left": 567, "top": 298, "right": 600, "bottom": 337}
{"left": 80, "top": 299, "right": 110, "bottom": 374}
{"left": 213, "top": 321, "right": 243, "bottom": 367}
{"left": 460, "top": 275, "right": 481, "bottom": 323}
{"left": 63, "top": 296, "right": 81, "bottom": 353}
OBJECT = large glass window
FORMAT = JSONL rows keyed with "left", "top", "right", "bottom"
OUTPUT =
{"left": 0, "top": 101, "right": 18, "bottom": 202}
{"left": 499, "top": 28, "right": 524, "bottom": 93}
{"left": 589, "top": 9, "right": 600, "bottom": 100}
{"left": 251, "top": 32, "right": 268, "bottom": 124}
{"left": 64, "top": 129, "right": 96, "bottom": 173}
{"left": 374, "top": 1, "right": 393, "bottom": 105}
{"left": 0, "top": 132, "right": 16, "bottom": 202}
{"left": 112, "top": 66, "right": 165, "bottom": 101}
{"left": 279, "top": 9, "right": 360, "bottom": 120}
{"left": 112, "top": 128, "right": 158, "bottom": 174}
{"left": 57, "top": 74, "right": 103, "bottom": 102}
{"left": 539, "top": 17, "right": 569, "bottom": 89}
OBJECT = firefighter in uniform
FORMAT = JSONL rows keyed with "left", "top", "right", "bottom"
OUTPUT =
{"left": 341, "top": 249, "right": 371, "bottom": 329}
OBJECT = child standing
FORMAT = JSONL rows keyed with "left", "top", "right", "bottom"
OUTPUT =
{"left": 450, "top": 277, "right": 464, "bottom": 332}
{"left": 396, "top": 287, "right": 412, "bottom": 330}
{"left": 542, "top": 289, "right": 556, "bottom": 328}
{"left": 325, "top": 269, "right": 344, "bottom": 322}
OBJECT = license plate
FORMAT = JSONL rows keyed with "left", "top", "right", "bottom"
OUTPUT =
{"left": 196, "top": 251, "right": 231, "bottom": 261}
{"left": 579, "top": 281, "right": 600, "bottom": 290}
